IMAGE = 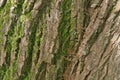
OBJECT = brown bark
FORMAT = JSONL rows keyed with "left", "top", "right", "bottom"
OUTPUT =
{"left": 0, "top": 0, "right": 120, "bottom": 80}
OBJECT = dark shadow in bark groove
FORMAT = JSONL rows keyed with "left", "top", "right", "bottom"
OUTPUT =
{"left": 0, "top": 0, "right": 7, "bottom": 8}
{"left": 0, "top": 63, "right": 7, "bottom": 80}
{"left": 35, "top": 61, "right": 47, "bottom": 80}
{"left": 4, "top": 19, "right": 17, "bottom": 67}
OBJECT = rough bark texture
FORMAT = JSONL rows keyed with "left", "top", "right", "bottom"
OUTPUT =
{"left": 0, "top": 0, "right": 120, "bottom": 80}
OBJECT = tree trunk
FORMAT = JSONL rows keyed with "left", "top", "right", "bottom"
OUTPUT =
{"left": 0, "top": 0, "right": 120, "bottom": 80}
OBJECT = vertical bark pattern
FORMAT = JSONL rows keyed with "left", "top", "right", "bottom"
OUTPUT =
{"left": 0, "top": 0, "right": 120, "bottom": 80}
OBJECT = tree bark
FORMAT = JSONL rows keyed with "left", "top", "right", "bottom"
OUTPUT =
{"left": 0, "top": 0, "right": 120, "bottom": 80}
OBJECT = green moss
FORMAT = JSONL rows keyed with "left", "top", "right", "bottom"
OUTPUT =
{"left": 53, "top": 0, "right": 73, "bottom": 64}
{"left": 18, "top": 1, "right": 52, "bottom": 79}
{"left": 35, "top": 61, "right": 47, "bottom": 80}
{"left": 0, "top": 0, "right": 11, "bottom": 51}
{"left": 22, "top": 0, "right": 35, "bottom": 14}
{"left": 0, "top": 1, "right": 25, "bottom": 79}
{"left": 3, "top": 60, "right": 18, "bottom": 80}
{"left": 56, "top": 59, "right": 66, "bottom": 80}
{"left": 52, "top": 0, "right": 74, "bottom": 79}
{"left": 0, "top": 64, "right": 7, "bottom": 80}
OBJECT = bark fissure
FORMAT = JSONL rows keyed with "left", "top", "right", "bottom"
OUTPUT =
{"left": 0, "top": 0, "right": 120, "bottom": 80}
